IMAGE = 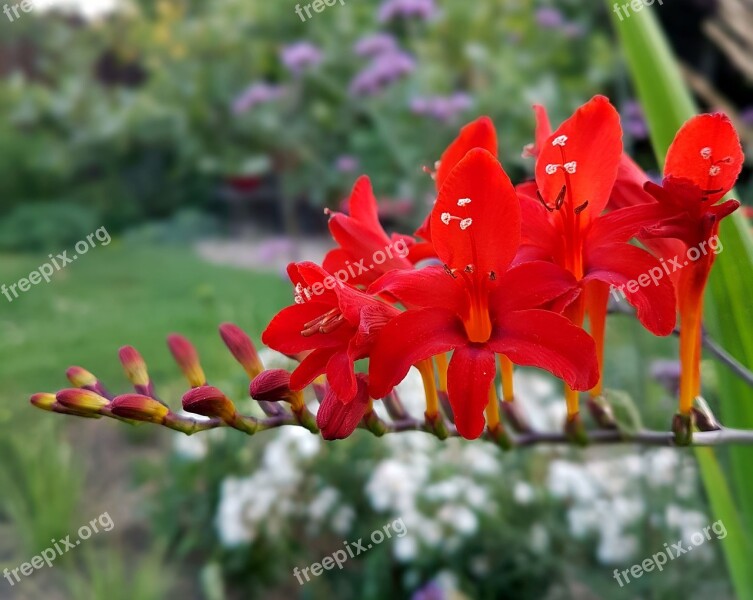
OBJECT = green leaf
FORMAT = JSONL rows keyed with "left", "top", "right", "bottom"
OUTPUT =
{"left": 608, "top": 3, "right": 753, "bottom": 596}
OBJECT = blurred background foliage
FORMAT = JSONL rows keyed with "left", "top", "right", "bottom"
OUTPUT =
{"left": 1, "top": 0, "right": 752, "bottom": 598}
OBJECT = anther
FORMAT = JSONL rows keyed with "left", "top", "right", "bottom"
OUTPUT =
{"left": 536, "top": 190, "right": 555, "bottom": 212}
{"left": 555, "top": 185, "right": 566, "bottom": 210}
{"left": 574, "top": 201, "right": 589, "bottom": 215}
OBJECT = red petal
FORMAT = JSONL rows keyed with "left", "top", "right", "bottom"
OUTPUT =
{"left": 583, "top": 242, "right": 677, "bottom": 336}
{"left": 489, "top": 309, "right": 599, "bottom": 391}
{"left": 531, "top": 104, "right": 553, "bottom": 157}
{"left": 436, "top": 116, "right": 498, "bottom": 190}
{"left": 430, "top": 148, "right": 521, "bottom": 275}
{"left": 585, "top": 203, "right": 671, "bottom": 249}
{"left": 368, "top": 266, "right": 467, "bottom": 313}
{"left": 317, "top": 374, "right": 371, "bottom": 440}
{"left": 368, "top": 308, "right": 467, "bottom": 398}
{"left": 288, "top": 261, "right": 340, "bottom": 305}
{"left": 535, "top": 95, "right": 623, "bottom": 217}
{"left": 262, "top": 302, "right": 350, "bottom": 353}
{"left": 290, "top": 348, "right": 337, "bottom": 391}
{"left": 665, "top": 113, "right": 743, "bottom": 202}
{"left": 490, "top": 261, "right": 579, "bottom": 315}
{"left": 447, "top": 344, "right": 496, "bottom": 440}
{"left": 348, "top": 176, "right": 382, "bottom": 231}
{"left": 325, "top": 349, "right": 358, "bottom": 401}
{"left": 608, "top": 153, "right": 655, "bottom": 211}
{"left": 517, "top": 181, "right": 564, "bottom": 263}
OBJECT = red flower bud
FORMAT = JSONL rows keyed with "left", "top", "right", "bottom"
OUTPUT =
{"left": 182, "top": 386, "right": 236, "bottom": 422}
{"left": 167, "top": 334, "right": 206, "bottom": 387}
{"left": 66, "top": 366, "right": 98, "bottom": 388}
{"left": 118, "top": 346, "right": 150, "bottom": 388}
{"left": 110, "top": 394, "right": 170, "bottom": 423}
{"left": 56, "top": 388, "right": 109, "bottom": 414}
{"left": 317, "top": 375, "right": 370, "bottom": 440}
{"left": 219, "top": 323, "right": 263, "bottom": 378}
{"left": 249, "top": 369, "right": 289, "bottom": 400}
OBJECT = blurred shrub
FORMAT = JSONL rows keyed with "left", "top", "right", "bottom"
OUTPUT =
{"left": 64, "top": 545, "right": 173, "bottom": 600}
{"left": 0, "top": 423, "right": 83, "bottom": 557}
{"left": 123, "top": 208, "right": 221, "bottom": 245}
{"left": 0, "top": 201, "right": 99, "bottom": 252}
{"left": 0, "top": 0, "right": 618, "bottom": 231}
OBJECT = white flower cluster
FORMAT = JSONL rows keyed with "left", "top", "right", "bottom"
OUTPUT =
{"left": 215, "top": 426, "right": 326, "bottom": 546}
{"left": 547, "top": 449, "right": 701, "bottom": 565}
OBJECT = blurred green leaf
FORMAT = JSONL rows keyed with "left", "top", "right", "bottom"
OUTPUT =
{"left": 609, "top": 3, "right": 753, "bottom": 596}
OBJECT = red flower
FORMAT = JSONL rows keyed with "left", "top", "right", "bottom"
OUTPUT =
{"left": 262, "top": 262, "right": 399, "bottom": 402}
{"left": 322, "top": 176, "right": 430, "bottom": 288}
{"left": 368, "top": 148, "right": 599, "bottom": 439}
{"left": 641, "top": 113, "right": 744, "bottom": 416}
{"left": 415, "top": 116, "right": 498, "bottom": 244}
{"left": 521, "top": 96, "right": 676, "bottom": 409}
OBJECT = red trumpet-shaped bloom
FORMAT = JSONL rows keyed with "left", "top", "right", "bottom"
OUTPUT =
{"left": 414, "top": 116, "right": 498, "bottom": 244}
{"left": 368, "top": 148, "right": 599, "bottom": 439}
{"left": 640, "top": 113, "right": 744, "bottom": 415}
{"left": 520, "top": 96, "right": 677, "bottom": 406}
{"left": 323, "top": 176, "right": 431, "bottom": 288}
{"left": 262, "top": 262, "right": 399, "bottom": 402}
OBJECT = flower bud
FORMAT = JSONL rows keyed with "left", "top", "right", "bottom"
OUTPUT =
{"left": 182, "top": 386, "right": 237, "bottom": 422}
{"left": 110, "top": 394, "right": 170, "bottom": 423}
{"left": 118, "top": 346, "right": 152, "bottom": 393}
{"left": 167, "top": 334, "right": 206, "bottom": 387}
{"left": 317, "top": 375, "right": 370, "bottom": 440}
{"left": 56, "top": 388, "right": 109, "bottom": 414}
{"left": 250, "top": 370, "right": 301, "bottom": 405}
{"left": 219, "top": 323, "right": 263, "bottom": 378}
{"left": 66, "top": 366, "right": 109, "bottom": 396}
{"left": 30, "top": 393, "right": 57, "bottom": 412}
{"left": 66, "top": 366, "right": 97, "bottom": 388}
{"left": 31, "top": 393, "right": 102, "bottom": 419}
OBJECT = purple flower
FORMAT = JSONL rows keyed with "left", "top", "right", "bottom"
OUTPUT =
{"left": 349, "top": 51, "right": 416, "bottom": 97}
{"left": 354, "top": 33, "right": 399, "bottom": 57}
{"left": 232, "top": 82, "right": 286, "bottom": 114}
{"left": 622, "top": 100, "right": 649, "bottom": 140}
{"left": 650, "top": 360, "right": 681, "bottom": 396}
{"left": 378, "top": 0, "right": 437, "bottom": 23}
{"left": 410, "top": 92, "right": 473, "bottom": 123}
{"left": 535, "top": 7, "right": 565, "bottom": 28}
{"left": 740, "top": 106, "right": 753, "bottom": 127}
{"left": 280, "top": 42, "right": 324, "bottom": 76}
{"left": 412, "top": 581, "right": 445, "bottom": 600}
{"left": 562, "top": 22, "right": 585, "bottom": 38}
{"left": 335, "top": 155, "right": 359, "bottom": 173}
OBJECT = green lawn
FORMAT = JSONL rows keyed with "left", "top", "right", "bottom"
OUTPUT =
{"left": 0, "top": 241, "right": 291, "bottom": 423}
